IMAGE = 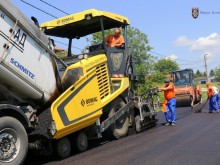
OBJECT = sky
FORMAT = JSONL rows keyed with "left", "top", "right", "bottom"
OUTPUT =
{"left": 10, "top": 0, "right": 220, "bottom": 74}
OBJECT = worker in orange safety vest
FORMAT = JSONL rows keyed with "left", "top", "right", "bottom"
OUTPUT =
{"left": 206, "top": 82, "right": 219, "bottom": 113}
{"left": 159, "top": 79, "right": 176, "bottom": 126}
{"left": 106, "top": 28, "right": 125, "bottom": 47}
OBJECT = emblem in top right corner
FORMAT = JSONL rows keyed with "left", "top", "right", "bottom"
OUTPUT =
{"left": 192, "top": 7, "right": 199, "bottom": 19}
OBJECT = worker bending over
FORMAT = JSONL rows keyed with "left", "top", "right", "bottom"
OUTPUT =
{"left": 206, "top": 82, "right": 219, "bottom": 113}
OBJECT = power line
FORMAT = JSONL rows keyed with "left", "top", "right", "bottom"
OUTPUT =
{"left": 39, "top": 0, "right": 70, "bottom": 15}
{"left": 19, "top": 1, "right": 83, "bottom": 51}
{"left": 178, "top": 63, "right": 204, "bottom": 66}
{"left": 20, "top": 0, "right": 58, "bottom": 18}
{"left": 55, "top": 40, "right": 83, "bottom": 51}
{"left": 209, "top": 60, "right": 220, "bottom": 64}
{"left": 149, "top": 50, "right": 166, "bottom": 58}
{"left": 176, "top": 59, "right": 203, "bottom": 63}
{"left": 149, "top": 50, "right": 203, "bottom": 63}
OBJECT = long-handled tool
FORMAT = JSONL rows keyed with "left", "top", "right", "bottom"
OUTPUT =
{"left": 195, "top": 98, "right": 209, "bottom": 113}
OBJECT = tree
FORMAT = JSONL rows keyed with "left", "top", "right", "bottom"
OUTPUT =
{"left": 153, "top": 59, "right": 179, "bottom": 75}
{"left": 126, "top": 26, "right": 154, "bottom": 67}
{"left": 209, "top": 69, "right": 215, "bottom": 76}
{"left": 215, "top": 67, "right": 220, "bottom": 81}
{"left": 151, "top": 72, "right": 166, "bottom": 83}
{"left": 194, "top": 69, "right": 202, "bottom": 78}
{"left": 136, "top": 64, "right": 147, "bottom": 84}
{"left": 126, "top": 26, "right": 155, "bottom": 86}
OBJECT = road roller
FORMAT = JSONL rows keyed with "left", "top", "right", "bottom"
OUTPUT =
{"left": 172, "top": 68, "right": 202, "bottom": 107}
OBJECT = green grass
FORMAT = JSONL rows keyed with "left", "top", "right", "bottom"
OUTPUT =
{"left": 198, "top": 82, "right": 220, "bottom": 88}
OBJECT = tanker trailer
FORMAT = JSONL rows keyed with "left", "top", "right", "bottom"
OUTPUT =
{"left": 0, "top": 1, "right": 66, "bottom": 164}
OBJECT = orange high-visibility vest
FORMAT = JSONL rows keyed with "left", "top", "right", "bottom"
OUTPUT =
{"left": 207, "top": 86, "right": 213, "bottom": 98}
{"left": 162, "top": 100, "right": 168, "bottom": 112}
{"left": 162, "top": 82, "right": 175, "bottom": 100}
{"left": 106, "top": 34, "right": 124, "bottom": 47}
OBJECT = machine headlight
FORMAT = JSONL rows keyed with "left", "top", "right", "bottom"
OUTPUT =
{"left": 85, "top": 14, "right": 92, "bottom": 20}
{"left": 78, "top": 54, "right": 84, "bottom": 60}
{"left": 83, "top": 54, "right": 88, "bottom": 59}
{"left": 78, "top": 54, "right": 89, "bottom": 60}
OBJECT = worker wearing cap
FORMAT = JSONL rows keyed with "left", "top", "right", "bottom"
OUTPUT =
{"left": 106, "top": 28, "right": 125, "bottom": 47}
{"left": 206, "top": 82, "right": 219, "bottom": 113}
{"left": 212, "top": 86, "right": 220, "bottom": 107}
{"left": 160, "top": 79, "right": 176, "bottom": 126}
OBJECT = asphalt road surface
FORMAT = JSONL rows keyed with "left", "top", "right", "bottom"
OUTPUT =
{"left": 24, "top": 101, "right": 220, "bottom": 165}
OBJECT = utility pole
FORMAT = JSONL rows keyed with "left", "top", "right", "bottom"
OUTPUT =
{"left": 204, "top": 54, "right": 209, "bottom": 82}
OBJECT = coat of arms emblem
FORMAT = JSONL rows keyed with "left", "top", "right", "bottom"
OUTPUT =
{"left": 192, "top": 7, "right": 199, "bottom": 19}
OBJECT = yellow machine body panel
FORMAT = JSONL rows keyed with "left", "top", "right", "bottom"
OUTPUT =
{"left": 40, "top": 9, "right": 129, "bottom": 39}
{"left": 50, "top": 54, "right": 130, "bottom": 139}
{"left": 40, "top": 8, "right": 129, "bottom": 30}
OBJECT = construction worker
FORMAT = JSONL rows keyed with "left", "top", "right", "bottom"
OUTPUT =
{"left": 159, "top": 79, "right": 176, "bottom": 125}
{"left": 179, "top": 73, "right": 188, "bottom": 84}
{"left": 212, "top": 86, "right": 220, "bottom": 108}
{"left": 106, "top": 28, "right": 125, "bottom": 47}
{"left": 206, "top": 82, "right": 219, "bottom": 113}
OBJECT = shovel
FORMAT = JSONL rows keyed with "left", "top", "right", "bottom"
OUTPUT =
{"left": 195, "top": 98, "right": 209, "bottom": 113}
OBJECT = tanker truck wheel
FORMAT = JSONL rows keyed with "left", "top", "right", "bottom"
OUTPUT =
{"left": 105, "top": 98, "right": 129, "bottom": 139}
{"left": 54, "top": 137, "right": 71, "bottom": 159}
{"left": 0, "top": 116, "right": 28, "bottom": 165}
